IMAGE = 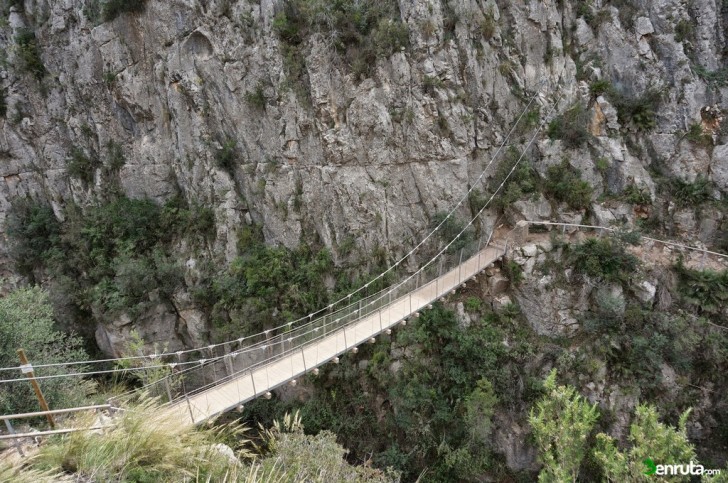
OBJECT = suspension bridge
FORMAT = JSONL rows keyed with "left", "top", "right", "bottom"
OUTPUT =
{"left": 3, "top": 73, "right": 728, "bottom": 444}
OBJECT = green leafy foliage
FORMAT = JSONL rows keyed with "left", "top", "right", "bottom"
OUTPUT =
{"left": 6, "top": 196, "right": 214, "bottom": 323}
{"left": 674, "top": 19, "right": 693, "bottom": 43}
{"left": 666, "top": 176, "right": 714, "bottom": 207}
{"left": 5, "top": 199, "right": 61, "bottom": 280}
{"left": 543, "top": 160, "right": 593, "bottom": 209}
{"left": 502, "top": 259, "right": 524, "bottom": 286}
{"left": 215, "top": 138, "right": 239, "bottom": 173}
{"left": 196, "top": 234, "right": 335, "bottom": 340}
{"left": 529, "top": 370, "right": 600, "bottom": 483}
{"left": 489, "top": 147, "right": 540, "bottom": 210}
{"left": 273, "top": 0, "right": 408, "bottom": 81}
{"left": 0, "top": 286, "right": 93, "bottom": 415}
{"left": 675, "top": 262, "right": 728, "bottom": 317}
{"left": 15, "top": 28, "right": 46, "bottom": 80}
{"left": 246, "top": 304, "right": 534, "bottom": 481}
{"left": 547, "top": 104, "right": 591, "bottom": 149}
{"left": 684, "top": 122, "right": 712, "bottom": 147}
{"left": 589, "top": 79, "right": 611, "bottom": 97}
{"left": 608, "top": 88, "right": 662, "bottom": 131}
{"left": 568, "top": 237, "right": 639, "bottom": 283}
{"left": 430, "top": 211, "right": 475, "bottom": 252}
{"left": 594, "top": 406, "right": 697, "bottom": 482}
{"left": 245, "top": 82, "right": 267, "bottom": 110}
{"left": 621, "top": 183, "right": 652, "bottom": 205}
{"left": 67, "top": 147, "right": 102, "bottom": 184}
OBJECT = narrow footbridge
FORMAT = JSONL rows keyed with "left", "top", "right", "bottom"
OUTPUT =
{"left": 163, "top": 242, "right": 507, "bottom": 425}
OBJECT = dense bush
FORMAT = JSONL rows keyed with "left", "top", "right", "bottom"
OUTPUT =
{"left": 546, "top": 104, "right": 591, "bottom": 149}
{"left": 666, "top": 176, "right": 714, "bottom": 206}
{"left": 15, "top": 28, "right": 46, "bottom": 80}
{"left": 244, "top": 303, "right": 534, "bottom": 481}
{"left": 675, "top": 262, "right": 728, "bottom": 316}
{"left": 244, "top": 83, "right": 267, "bottom": 110}
{"left": 5, "top": 199, "right": 61, "bottom": 280}
{"left": 568, "top": 237, "right": 639, "bottom": 283}
{"left": 684, "top": 122, "right": 712, "bottom": 147}
{"left": 608, "top": 88, "right": 662, "bottom": 131}
{"left": 215, "top": 138, "right": 238, "bottom": 173}
{"left": 489, "top": 147, "right": 540, "bottom": 210}
{"left": 273, "top": 0, "right": 408, "bottom": 81}
{"left": 6, "top": 195, "right": 215, "bottom": 322}
{"left": 543, "top": 160, "right": 593, "bottom": 209}
{"left": 0, "top": 286, "right": 93, "bottom": 415}
{"left": 67, "top": 147, "right": 101, "bottom": 184}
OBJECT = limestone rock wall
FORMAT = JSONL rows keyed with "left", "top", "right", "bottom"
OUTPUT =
{"left": 0, "top": 0, "right": 725, "bottom": 353}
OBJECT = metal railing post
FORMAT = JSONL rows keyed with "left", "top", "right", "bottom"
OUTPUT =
{"left": 458, "top": 248, "right": 464, "bottom": 283}
{"left": 4, "top": 420, "right": 24, "bottom": 457}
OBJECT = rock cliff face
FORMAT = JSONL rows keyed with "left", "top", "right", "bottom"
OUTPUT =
{"left": 0, "top": 0, "right": 725, "bottom": 353}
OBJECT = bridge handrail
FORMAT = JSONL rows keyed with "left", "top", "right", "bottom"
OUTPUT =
{"left": 525, "top": 221, "right": 728, "bottom": 260}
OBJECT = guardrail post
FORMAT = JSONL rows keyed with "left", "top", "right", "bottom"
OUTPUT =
{"left": 458, "top": 248, "right": 464, "bottom": 283}
{"left": 185, "top": 395, "right": 195, "bottom": 424}
{"left": 250, "top": 372, "right": 257, "bottom": 396}
{"left": 164, "top": 378, "right": 173, "bottom": 403}
{"left": 301, "top": 347, "right": 307, "bottom": 372}
{"left": 4, "top": 420, "right": 24, "bottom": 457}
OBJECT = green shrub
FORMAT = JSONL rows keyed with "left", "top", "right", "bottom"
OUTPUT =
{"left": 667, "top": 176, "right": 713, "bottom": 206}
{"left": 684, "top": 122, "right": 712, "bottom": 147}
{"left": 15, "top": 28, "right": 46, "bottom": 80}
{"left": 544, "top": 160, "right": 593, "bottom": 209}
{"left": 546, "top": 104, "right": 591, "bottom": 149}
{"left": 479, "top": 11, "right": 496, "bottom": 39}
{"left": 490, "top": 147, "right": 540, "bottom": 210}
{"left": 0, "top": 89, "right": 6, "bottom": 117}
{"left": 5, "top": 199, "right": 60, "bottom": 279}
{"left": 245, "top": 82, "right": 267, "bottom": 109}
{"left": 621, "top": 183, "right": 651, "bottom": 205}
{"left": 215, "top": 138, "right": 238, "bottom": 173}
{"left": 606, "top": 0, "right": 638, "bottom": 30}
{"left": 692, "top": 65, "right": 728, "bottom": 86}
{"left": 273, "top": 0, "right": 407, "bottom": 80}
{"left": 67, "top": 147, "right": 101, "bottom": 184}
{"left": 102, "top": 0, "right": 147, "bottom": 22}
{"left": 608, "top": 88, "right": 662, "bottom": 131}
{"left": 568, "top": 237, "right": 639, "bottom": 283}
{"left": 6, "top": 195, "right": 212, "bottom": 322}
{"left": 589, "top": 79, "right": 611, "bottom": 97}
{"left": 675, "top": 261, "right": 728, "bottom": 316}
{"left": 431, "top": 212, "right": 474, "bottom": 252}
{"left": 371, "top": 18, "right": 409, "bottom": 57}
{"left": 0, "top": 286, "right": 93, "bottom": 415}
{"left": 105, "top": 140, "right": 126, "bottom": 171}
{"left": 674, "top": 19, "right": 693, "bottom": 43}
{"left": 502, "top": 259, "right": 524, "bottom": 285}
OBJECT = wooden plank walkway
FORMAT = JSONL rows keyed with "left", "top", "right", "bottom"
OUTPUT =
{"left": 166, "top": 243, "right": 506, "bottom": 425}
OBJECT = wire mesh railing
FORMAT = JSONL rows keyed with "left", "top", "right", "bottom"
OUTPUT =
{"left": 115, "top": 226, "right": 510, "bottom": 421}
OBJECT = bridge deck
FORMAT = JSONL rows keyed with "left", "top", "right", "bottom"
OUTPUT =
{"left": 167, "top": 244, "right": 505, "bottom": 425}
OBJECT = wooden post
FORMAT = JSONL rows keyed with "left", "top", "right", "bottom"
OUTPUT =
{"left": 17, "top": 349, "right": 55, "bottom": 429}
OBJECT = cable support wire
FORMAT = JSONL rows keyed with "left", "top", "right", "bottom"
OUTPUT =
{"left": 115, "top": 75, "right": 568, "bottom": 405}
{"left": 0, "top": 81, "right": 551, "bottom": 376}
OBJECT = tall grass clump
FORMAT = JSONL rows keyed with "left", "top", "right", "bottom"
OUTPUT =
{"left": 33, "top": 398, "right": 253, "bottom": 482}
